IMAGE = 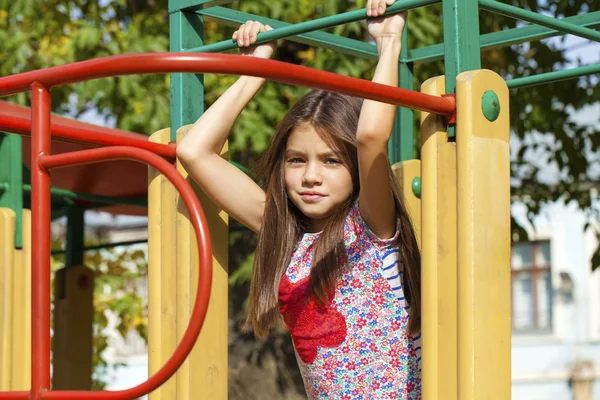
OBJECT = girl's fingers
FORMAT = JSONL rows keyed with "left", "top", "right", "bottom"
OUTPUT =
{"left": 371, "top": 0, "right": 378, "bottom": 16}
{"left": 236, "top": 24, "right": 246, "bottom": 46}
{"left": 377, "top": 0, "right": 387, "bottom": 15}
{"left": 243, "top": 20, "right": 254, "bottom": 46}
{"left": 250, "top": 20, "right": 262, "bottom": 44}
{"left": 386, "top": 0, "right": 396, "bottom": 5}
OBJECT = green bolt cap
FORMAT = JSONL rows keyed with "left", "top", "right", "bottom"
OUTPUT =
{"left": 482, "top": 90, "right": 501, "bottom": 122}
{"left": 412, "top": 177, "right": 421, "bottom": 199}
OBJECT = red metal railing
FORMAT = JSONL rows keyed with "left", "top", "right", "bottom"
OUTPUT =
{"left": 0, "top": 53, "right": 455, "bottom": 117}
{"left": 0, "top": 53, "right": 456, "bottom": 400}
{"left": 38, "top": 146, "right": 213, "bottom": 400}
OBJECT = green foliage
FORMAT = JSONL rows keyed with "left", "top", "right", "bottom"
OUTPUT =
{"left": 0, "top": 0, "right": 171, "bottom": 133}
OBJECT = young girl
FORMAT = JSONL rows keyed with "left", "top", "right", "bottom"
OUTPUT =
{"left": 177, "top": 1, "right": 422, "bottom": 398}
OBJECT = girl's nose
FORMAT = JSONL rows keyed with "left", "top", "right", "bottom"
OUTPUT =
{"left": 302, "top": 163, "right": 322, "bottom": 185}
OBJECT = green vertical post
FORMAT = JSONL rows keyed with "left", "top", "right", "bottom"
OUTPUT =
{"left": 0, "top": 133, "right": 23, "bottom": 248}
{"left": 442, "top": 0, "right": 481, "bottom": 138}
{"left": 66, "top": 207, "right": 85, "bottom": 267}
{"left": 389, "top": 23, "right": 414, "bottom": 163}
{"left": 170, "top": 3, "right": 205, "bottom": 142}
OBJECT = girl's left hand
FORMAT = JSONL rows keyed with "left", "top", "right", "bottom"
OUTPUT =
{"left": 366, "top": 0, "right": 407, "bottom": 43}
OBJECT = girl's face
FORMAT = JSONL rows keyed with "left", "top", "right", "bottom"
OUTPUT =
{"left": 284, "top": 124, "right": 354, "bottom": 233}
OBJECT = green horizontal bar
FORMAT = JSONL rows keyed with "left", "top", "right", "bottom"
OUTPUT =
{"left": 198, "top": 7, "right": 379, "bottom": 60}
{"left": 169, "top": 0, "right": 236, "bottom": 13}
{"left": 409, "top": 11, "right": 600, "bottom": 63}
{"left": 23, "top": 184, "right": 148, "bottom": 207}
{"left": 189, "top": 0, "right": 439, "bottom": 54}
{"left": 479, "top": 0, "right": 600, "bottom": 43}
{"left": 51, "top": 239, "right": 148, "bottom": 256}
{"left": 506, "top": 63, "right": 600, "bottom": 89}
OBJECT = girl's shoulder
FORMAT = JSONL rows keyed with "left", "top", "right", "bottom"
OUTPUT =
{"left": 344, "top": 198, "right": 400, "bottom": 250}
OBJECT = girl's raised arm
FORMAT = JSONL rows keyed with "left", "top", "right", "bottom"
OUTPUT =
{"left": 356, "top": 0, "right": 406, "bottom": 239}
{"left": 177, "top": 21, "right": 275, "bottom": 234}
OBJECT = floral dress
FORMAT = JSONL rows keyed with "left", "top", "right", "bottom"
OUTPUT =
{"left": 278, "top": 201, "right": 422, "bottom": 399}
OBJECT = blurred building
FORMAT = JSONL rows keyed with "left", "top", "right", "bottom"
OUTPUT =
{"left": 511, "top": 199, "right": 599, "bottom": 400}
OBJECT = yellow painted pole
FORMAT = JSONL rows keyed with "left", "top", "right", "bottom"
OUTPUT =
{"left": 392, "top": 160, "right": 421, "bottom": 247}
{"left": 455, "top": 70, "right": 511, "bottom": 400}
{"left": 176, "top": 126, "right": 228, "bottom": 400}
{"left": 0, "top": 208, "right": 16, "bottom": 390}
{"left": 148, "top": 126, "right": 228, "bottom": 400}
{"left": 148, "top": 128, "right": 178, "bottom": 399}
{"left": 12, "top": 209, "right": 31, "bottom": 390}
{"left": 7, "top": 209, "right": 31, "bottom": 390}
{"left": 420, "top": 76, "right": 458, "bottom": 400}
{"left": 52, "top": 265, "right": 94, "bottom": 389}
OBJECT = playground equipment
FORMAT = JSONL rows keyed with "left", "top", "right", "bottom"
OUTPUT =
{"left": 0, "top": 0, "right": 597, "bottom": 399}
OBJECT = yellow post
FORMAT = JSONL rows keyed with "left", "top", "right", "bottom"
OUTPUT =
{"left": 147, "top": 126, "right": 228, "bottom": 400}
{"left": 148, "top": 128, "right": 178, "bottom": 399}
{"left": 52, "top": 264, "right": 94, "bottom": 389}
{"left": 420, "top": 76, "right": 458, "bottom": 400}
{"left": 0, "top": 208, "right": 16, "bottom": 390}
{"left": 392, "top": 160, "right": 421, "bottom": 246}
{"left": 0, "top": 209, "right": 32, "bottom": 391}
{"left": 455, "top": 70, "right": 511, "bottom": 400}
{"left": 176, "top": 125, "right": 228, "bottom": 400}
{"left": 12, "top": 209, "right": 31, "bottom": 391}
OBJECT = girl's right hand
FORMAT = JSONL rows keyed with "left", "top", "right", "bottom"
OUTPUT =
{"left": 232, "top": 21, "right": 276, "bottom": 59}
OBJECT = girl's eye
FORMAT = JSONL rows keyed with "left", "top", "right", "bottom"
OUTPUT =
{"left": 325, "top": 158, "right": 342, "bottom": 164}
{"left": 287, "top": 158, "right": 304, "bottom": 164}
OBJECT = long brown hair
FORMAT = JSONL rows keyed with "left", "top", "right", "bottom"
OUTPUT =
{"left": 246, "top": 90, "right": 421, "bottom": 337}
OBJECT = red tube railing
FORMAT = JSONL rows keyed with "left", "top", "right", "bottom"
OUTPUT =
{"left": 37, "top": 146, "right": 213, "bottom": 399}
{"left": 0, "top": 52, "right": 457, "bottom": 400}
{"left": 0, "top": 53, "right": 456, "bottom": 117}
{"left": 0, "top": 113, "right": 177, "bottom": 158}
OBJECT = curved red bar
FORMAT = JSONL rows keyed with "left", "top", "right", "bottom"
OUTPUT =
{"left": 0, "top": 114, "right": 176, "bottom": 158}
{"left": 37, "top": 146, "right": 213, "bottom": 400}
{"left": 0, "top": 53, "right": 455, "bottom": 117}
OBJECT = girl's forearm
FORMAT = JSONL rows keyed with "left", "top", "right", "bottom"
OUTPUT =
{"left": 178, "top": 75, "right": 266, "bottom": 157}
{"left": 357, "top": 38, "right": 402, "bottom": 142}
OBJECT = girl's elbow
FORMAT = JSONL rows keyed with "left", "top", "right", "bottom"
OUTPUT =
{"left": 356, "top": 130, "right": 389, "bottom": 147}
{"left": 176, "top": 144, "right": 194, "bottom": 164}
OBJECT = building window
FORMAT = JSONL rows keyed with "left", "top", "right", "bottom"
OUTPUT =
{"left": 511, "top": 240, "right": 553, "bottom": 333}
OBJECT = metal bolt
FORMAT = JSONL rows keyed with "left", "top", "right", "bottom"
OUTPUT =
{"left": 482, "top": 90, "right": 501, "bottom": 122}
{"left": 412, "top": 177, "right": 421, "bottom": 199}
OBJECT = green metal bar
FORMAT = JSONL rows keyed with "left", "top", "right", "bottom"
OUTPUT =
{"left": 23, "top": 184, "right": 148, "bottom": 207}
{"left": 443, "top": 0, "right": 482, "bottom": 139}
{"left": 189, "top": 0, "right": 439, "bottom": 54}
{"left": 169, "top": 0, "right": 236, "bottom": 13}
{"left": 409, "top": 11, "right": 600, "bottom": 63}
{"left": 198, "top": 6, "right": 379, "bottom": 60}
{"left": 51, "top": 239, "right": 148, "bottom": 256}
{"left": 170, "top": 11, "right": 205, "bottom": 142}
{"left": 390, "top": 23, "right": 415, "bottom": 164}
{"left": 0, "top": 182, "right": 9, "bottom": 192}
{"left": 507, "top": 63, "right": 600, "bottom": 89}
{"left": 0, "top": 133, "right": 23, "bottom": 248}
{"left": 65, "top": 207, "right": 85, "bottom": 267}
{"left": 479, "top": 0, "right": 600, "bottom": 43}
